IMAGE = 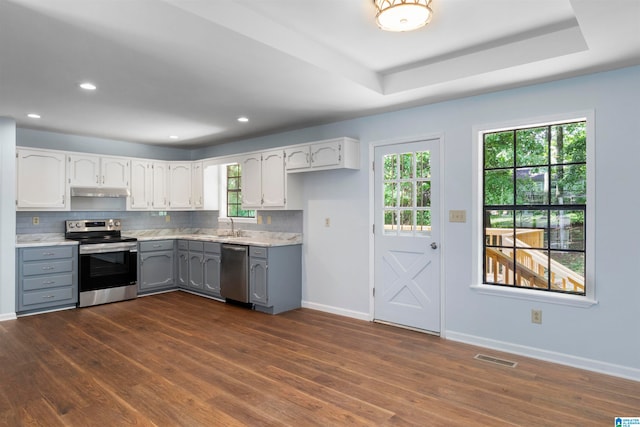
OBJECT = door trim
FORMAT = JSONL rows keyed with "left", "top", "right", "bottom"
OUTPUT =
{"left": 368, "top": 133, "right": 446, "bottom": 337}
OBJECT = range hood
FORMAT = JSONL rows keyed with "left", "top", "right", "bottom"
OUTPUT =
{"left": 71, "top": 187, "right": 130, "bottom": 198}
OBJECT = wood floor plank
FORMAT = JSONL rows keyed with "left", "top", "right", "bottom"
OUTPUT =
{"left": 2, "top": 291, "right": 639, "bottom": 426}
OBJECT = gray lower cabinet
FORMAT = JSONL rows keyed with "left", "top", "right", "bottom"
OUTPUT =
{"left": 249, "top": 245, "right": 301, "bottom": 314}
{"left": 177, "top": 240, "right": 189, "bottom": 288}
{"left": 138, "top": 240, "right": 175, "bottom": 293}
{"left": 187, "top": 241, "right": 204, "bottom": 291}
{"left": 203, "top": 242, "right": 222, "bottom": 298}
{"left": 16, "top": 245, "right": 78, "bottom": 314}
{"left": 184, "top": 240, "right": 221, "bottom": 297}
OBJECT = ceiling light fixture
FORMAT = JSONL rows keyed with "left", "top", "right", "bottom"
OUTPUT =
{"left": 169, "top": 135, "right": 179, "bottom": 139}
{"left": 79, "top": 82, "right": 97, "bottom": 91}
{"left": 237, "top": 116, "right": 249, "bottom": 123}
{"left": 27, "top": 113, "right": 41, "bottom": 119}
{"left": 374, "top": 0, "right": 433, "bottom": 32}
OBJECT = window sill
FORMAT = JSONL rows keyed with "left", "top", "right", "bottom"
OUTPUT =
{"left": 470, "top": 284, "right": 598, "bottom": 308}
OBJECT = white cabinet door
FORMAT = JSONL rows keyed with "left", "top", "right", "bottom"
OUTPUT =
{"left": 152, "top": 161, "right": 168, "bottom": 209}
{"left": 129, "top": 160, "right": 152, "bottom": 209}
{"left": 68, "top": 154, "right": 129, "bottom": 188}
{"left": 68, "top": 154, "right": 100, "bottom": 187}
{"left": 261, "top": 149, "right": 285, "bottom": 208}
{"left": 191, "top": 161, "right": 203, "bottom": 209}
{"left": 311, "top": 141, "right": 341, "bottom": 168}
{"left": 17, "top": 148, "right": 67, "bottom": 210}
{"left": 240, "top": 154, "right": 262, "bottom": 209}
{"left": 285, "top": 146, "right": 310, "bottom": 171}
{"left": 101, "top": 156, "right": 129, "bottom": 188}
{"left": 168, "top": 162, "right": 192, "bottom": 209}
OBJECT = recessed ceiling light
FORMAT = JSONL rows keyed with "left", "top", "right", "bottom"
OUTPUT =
{"left": 169, "top": 135, "right": 179, "bottom": 139}
{"left": 237, "top": 116, "right": 249, "bottom": 123}
{"left": 79, "top": 82, "right": 97, "bottom": 91}
{"left": 27, "top": 113, "right": 41, "bottom": 119}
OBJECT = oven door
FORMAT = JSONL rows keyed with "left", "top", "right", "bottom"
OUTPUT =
{"left": 79, "top": 248, "right": 137, "bottom": 292}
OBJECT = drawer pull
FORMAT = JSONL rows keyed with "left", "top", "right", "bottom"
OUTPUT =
{"left": 42, "top": 252, "right": 55, "bottom": 256}
{"left": 153, "top": 244, "right": 161, "bottom": 248}
{"left": 42, "top": 281, "right": 55, "bottom": 285}
{"left": 42, "top": 295, "right": 55, "bottom": 299}
{"left": 41, "top": 266, "right": 55, "bottom": 271}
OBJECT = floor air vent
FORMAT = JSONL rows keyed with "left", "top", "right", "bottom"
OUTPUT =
{"left": 474, "top": 353, "right": 518, "bottom": 368}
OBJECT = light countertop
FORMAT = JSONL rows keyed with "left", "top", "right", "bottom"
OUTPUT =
{"left": 16, "top": 230, "right": 302, "bottom": 248}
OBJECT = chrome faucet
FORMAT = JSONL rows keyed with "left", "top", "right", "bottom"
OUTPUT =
{"left": 229, "top": 217, "right": 235, "bottom": 237}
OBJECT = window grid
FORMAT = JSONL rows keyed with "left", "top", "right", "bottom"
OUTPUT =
{"left": 226, "top": 164, "right": 254, "bottom": 218}
{"left": 482, "top": 120, "right": 586, "bottom": 295}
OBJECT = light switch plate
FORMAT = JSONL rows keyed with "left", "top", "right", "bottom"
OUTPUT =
{"left": 449, "top": 210, "right": 467, "bottom": 223}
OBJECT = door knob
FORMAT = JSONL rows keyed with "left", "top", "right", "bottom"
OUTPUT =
{"left": 431, "top": 242, "right": 438, "bottom": 250}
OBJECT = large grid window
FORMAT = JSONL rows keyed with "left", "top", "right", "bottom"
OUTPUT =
{"left": 226, "top": 164, "right": 254, "bottom": 218}
{"left": 482, "top": 120, "right": 586, "bottom": 295}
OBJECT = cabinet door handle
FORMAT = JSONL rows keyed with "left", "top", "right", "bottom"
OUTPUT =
{"left": 41, "top": 252, "right": 55, "bottom": 256}
{"left": 96, "top": 175, "right": 99, "bottom": 184}
{"left": 41, "top": 266, "right": 55, "bottom": 271}
{"left": 42, "top": 295, "right": 55, "bottom": 299}
{"left": 42, "top": 281, "right": 55, "bottom": 285}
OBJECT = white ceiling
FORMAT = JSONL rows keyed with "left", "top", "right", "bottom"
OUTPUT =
{"left": 1, "top": 0, "right": 638, "bottom": 148}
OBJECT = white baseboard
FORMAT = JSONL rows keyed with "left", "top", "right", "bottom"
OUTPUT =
{"left": 446, "top": 330, "right": 640, "bottom": 382}
{"left": 0, "top": 312, "right": 17, "bottom": 321}
{"left": 301, "top": 300, "right": 370, "bottom": 321}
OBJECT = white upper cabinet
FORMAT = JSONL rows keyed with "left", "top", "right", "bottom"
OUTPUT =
{"left": 151, "top": 161, "right": 169, "bottom": 210}
{"left": 241, "top": 149, "right": 301, "bottom": 210}
{"left": 285, "top": 137, "right": 360, "bottom": 173}
{"left": 240, "top": 153, "right": 263, "bottom": 209}
{"left": 129, "top": 160, "right": 153, "bottom": 210}
{"left": 168, "top": 162, "right": 192, "bottom": 209}
{"left": 191, "top": 161, "right": 203, "bottom": 209}
{"left": 68, "top": 154, "right": 129, "bottom": 188}
{"left": 16, "top": 148, "right": 68, "bottom": 210}
{"left": 284, "top": 146, "right": 310, "bottom": 171}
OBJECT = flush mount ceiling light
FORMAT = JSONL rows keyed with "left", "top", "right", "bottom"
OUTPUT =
{"left": 237, "top": 116, "right": 249, "bottom": 123}
{"left": 374, "top": 0, "right": 433, "bottom": 32}
{"left": 79, "top": 82, "right": 97, "bottom": 91}
{"left": 169, "top": 135, "right": 179, "bottom": 140}
{"left": 27, "top": 113, "right": 41, "bottom": 119}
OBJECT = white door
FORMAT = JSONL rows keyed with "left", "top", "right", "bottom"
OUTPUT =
{"left": 374, "top": 139, "right": 441, "bottom": 333}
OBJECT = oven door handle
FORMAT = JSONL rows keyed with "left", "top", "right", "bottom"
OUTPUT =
{"left": 79, "top": 243, "right": 138, "bottom": 255}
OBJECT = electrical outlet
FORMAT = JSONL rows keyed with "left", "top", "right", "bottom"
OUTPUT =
{"left": 531, "top": 309, "right": 542, "bottom": 324}
{"left": 165, "top": 215, "right": 171, "bottom": 223}
{"left": 267, "top": 216, "right": 271, "bottom": 225}
{"left": 32, "top": 216, "right": 39, "bottom": 225}
{"left": 325, "top": 217, "right": 330, "bottom": 227}
{"left": 257, "top": 215, "right": 263, "bottom": 225}
{"left": 449, "top": 210, "right": 467, "bottom": 223}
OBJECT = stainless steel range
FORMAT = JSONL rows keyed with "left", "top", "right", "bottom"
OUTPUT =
{"left": 65, "top": 219, "right": 137, "bottom": 307}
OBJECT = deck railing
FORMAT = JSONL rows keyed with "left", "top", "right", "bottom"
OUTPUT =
{"left": 485, "top": 228, "right": 584, "bottom": 293}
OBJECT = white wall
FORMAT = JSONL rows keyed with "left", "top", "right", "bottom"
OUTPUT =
{"left": 200, "top": 65, "right": 640, "bottom": 379}
{"left": 0, "top": 118, "right": 16, "bottom": 320}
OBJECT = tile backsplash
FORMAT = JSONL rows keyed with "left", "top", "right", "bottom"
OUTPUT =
{"left": 16, "top": 210, "right": 302, "bottom": 235}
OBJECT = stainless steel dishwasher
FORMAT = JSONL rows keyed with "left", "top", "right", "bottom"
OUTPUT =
{"left": 220, "top": 244, "right": 249, "bottom": 303}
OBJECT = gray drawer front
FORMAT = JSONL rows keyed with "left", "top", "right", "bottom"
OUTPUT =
{"left": 250, "top": 246, "right": 268, "bottom": 258}
{"left": 22, "top": 246, "right": 73, "bottom": 262}
{"left": 177, "top": 240, "right": 188, "bottom": 250}
{"left": 22, "top": 287, "right": 74, "bottom": 307}
{"left": 188, "top": 241, "right": 204, "bottom": 251}
{"left": 23, "top": 259, "right": 73, "bottom": 276}
{"left": 23, "top": 273, "right": 74, "bottom": 291}
{"left": 204, "top": 242, "right": 221, "bottom": 254}
{"left": 140, "top": 240, "right": 174, "bottom": 251}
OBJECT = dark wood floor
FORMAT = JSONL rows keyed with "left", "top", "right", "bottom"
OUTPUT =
{"left": 1, "top": 291, "right": 638, "bottom": 426}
